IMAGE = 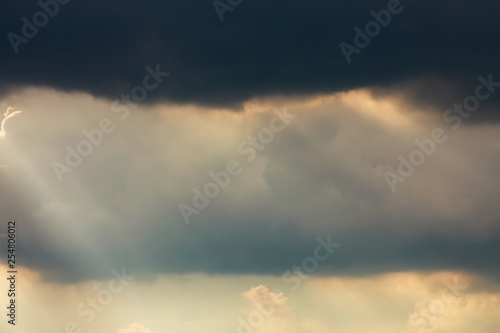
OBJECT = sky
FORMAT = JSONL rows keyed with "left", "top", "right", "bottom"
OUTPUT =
{"left": 0, "top": 1, "right": 499, "bottom": 332}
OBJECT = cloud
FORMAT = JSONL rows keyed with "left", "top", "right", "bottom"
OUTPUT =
{"left": 0, "top": 106, "right": 22, "bottom": 137}
{"left": 1, "top": 88, "right": 500, "bottom": 282}
{"left": 242, "top": 285, "right": 289, "bottom": 315}
{"left": 1, "top": 0, "right": 499, "bottom": 121}
{"left": 1, "top": 263, "right": 499, "bottom": 333}
{"left": 240, "top": 285, "right": 325, "bottom": 333}
{"left": 117, "top": 322, "right": 154, "bottom": 333}
{"left": 405, "top": 292, "right": 500, "bottom": 333}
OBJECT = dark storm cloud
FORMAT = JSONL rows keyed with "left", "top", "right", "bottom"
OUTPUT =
{"left": 17, "top": 213, "right": 500, "bottom": 283}
{"left": 1, "top": 0, "right": 499, "bottom": 120}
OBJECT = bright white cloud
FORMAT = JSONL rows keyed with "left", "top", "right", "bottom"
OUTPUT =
{"left": 0, "top": 106, "right": 22, "bottom": 137}
{"left": 242, "top": 285, "right": 289, "bottom": 315}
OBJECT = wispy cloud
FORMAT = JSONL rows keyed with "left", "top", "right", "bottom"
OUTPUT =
{"left": 0, "top": 106, "right": 22, "bottom": 137}
{"left": 117, "top": 322, "right": 155, "bottom": 333}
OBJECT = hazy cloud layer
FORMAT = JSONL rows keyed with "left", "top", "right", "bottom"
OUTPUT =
{"left": 1, "top": 267, "right": 498, "bottom": 333}
{"left": 0, "top": 88, "right": 499, "bottom": 282}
